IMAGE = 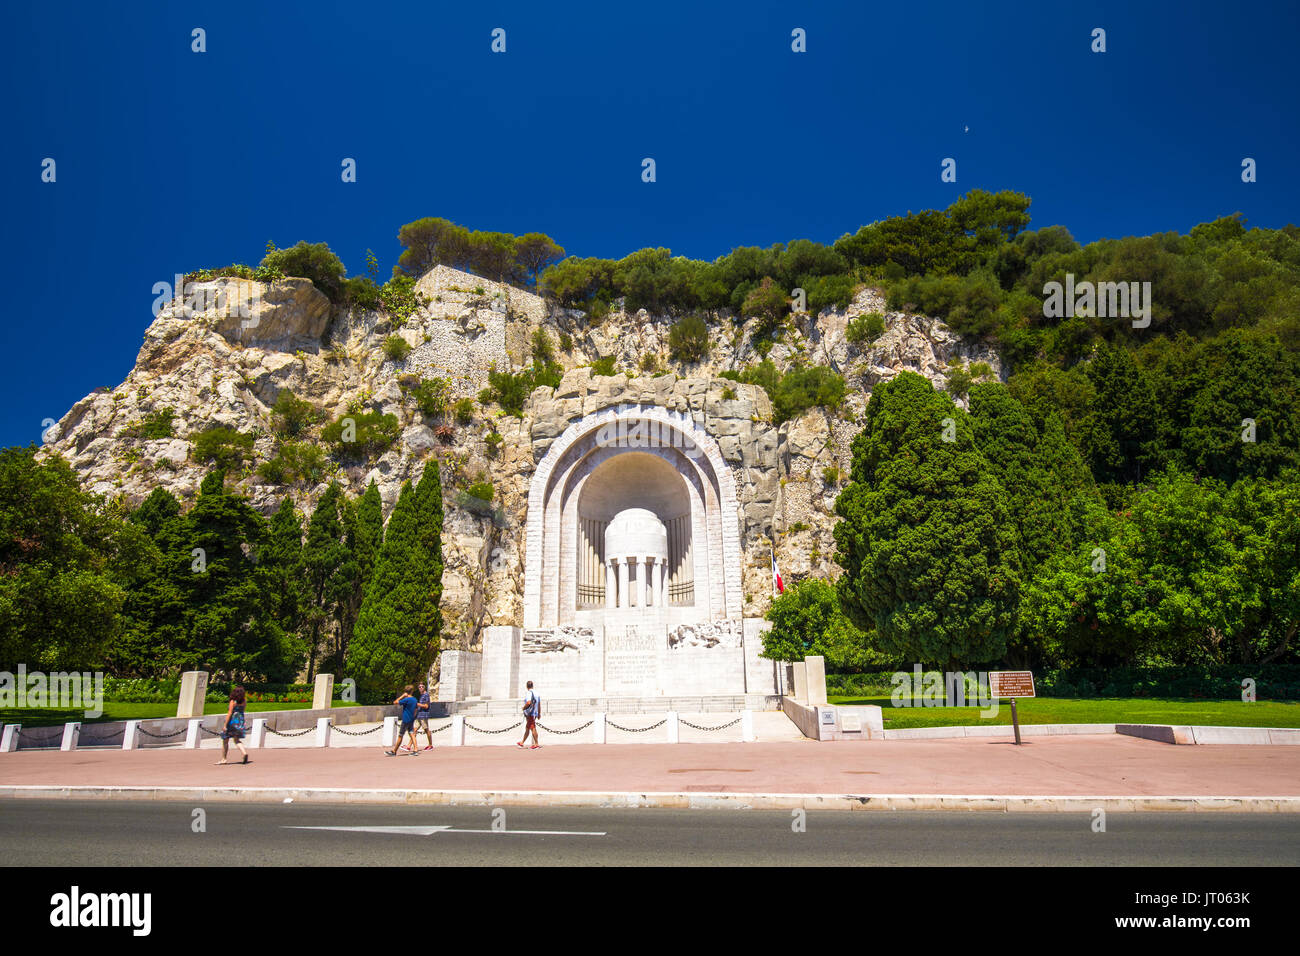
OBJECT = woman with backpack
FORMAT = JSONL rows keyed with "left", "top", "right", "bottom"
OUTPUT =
{"left": 216, "top": 685, "right": 251, "bottom": 765}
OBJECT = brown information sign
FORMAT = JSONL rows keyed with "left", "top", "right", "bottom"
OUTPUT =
{"left": 989, "top": 671, "right": 1036, "bottom": 699}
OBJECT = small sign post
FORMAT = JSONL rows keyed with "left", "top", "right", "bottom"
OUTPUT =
{"left": 988, "top": 671, "right": 1036, "bottom": 745}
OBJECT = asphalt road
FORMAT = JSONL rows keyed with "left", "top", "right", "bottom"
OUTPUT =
{"left": 3, "top": 800, "right": 1298, "bottom": 866}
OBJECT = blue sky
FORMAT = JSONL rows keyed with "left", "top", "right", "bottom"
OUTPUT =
{"left": 3, "top": 0, "right": 1298, "bottom": 449}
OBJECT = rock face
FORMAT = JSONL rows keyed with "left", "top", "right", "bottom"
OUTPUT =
{"left": 42, "top": 266, "right": 1000, "bottom": 656}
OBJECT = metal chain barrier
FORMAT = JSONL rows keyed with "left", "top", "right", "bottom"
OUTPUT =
{"left": 680, "top": 717, "right": 743, "bottom": 732}
{"left": 330, "top": 723, "right": 382, "bottom": 737}
{"left": 465, "top": 721, "right": 522, "bottom": 734}
{"left": 200, "top": 725, "right": 225, "bottom": 737}
{"left": 606, "top": 718, "right": 668, "bottom": 733}
{"left": 266, "top": 726, "right": 313, "bottom": 738}
{"left": 19, "top": 728, "right": 66, "bottom": 746}
{"left": 430, "top": 722, "right": 453, "bottom": 734}
{"left": 137, "top": 727, "right": 187, "bottom": 739}
{"left": 538, "top": 720, "right": 595, "bottom": 735}
{"left": 77, "top": 728, "right": 126, "bottom": 743}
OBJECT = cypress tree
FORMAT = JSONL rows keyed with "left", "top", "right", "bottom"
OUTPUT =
{"left": 833, "top": 372, "right": 1019, "bottom": 668}
{"left": 301, "top": 483, "right": 351, "bottom": 679}
{"left": 348, "top": 462, "right": 443, "bottom": 701}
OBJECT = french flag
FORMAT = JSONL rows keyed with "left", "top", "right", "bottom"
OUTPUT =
{"left": 772, "top": 550, "right": 784, "bottom": 595}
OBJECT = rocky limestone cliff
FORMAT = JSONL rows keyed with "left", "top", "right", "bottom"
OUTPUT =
{"left": 43, "top": 265, "right": 1001, "bottom": 652}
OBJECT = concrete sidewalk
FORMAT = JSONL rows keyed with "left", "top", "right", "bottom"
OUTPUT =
{"left": 2, "top": 735, "right": 1298, "bottom": 811}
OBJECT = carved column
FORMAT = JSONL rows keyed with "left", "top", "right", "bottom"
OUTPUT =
{"left": 617, "top": 557, "right": 629, "bottom": 609}
{"left": 606, "top": 558, "right": 617, "bottom": 610}
{"left": 641, "top": 557, "right": 651, "bottom": 608}
{"left": 658, "top": 559, "right": 668, "bottom": 608}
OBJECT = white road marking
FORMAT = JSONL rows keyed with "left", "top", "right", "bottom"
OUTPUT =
{"left": 284, "top": 825, "right": 605, "bottom": 836}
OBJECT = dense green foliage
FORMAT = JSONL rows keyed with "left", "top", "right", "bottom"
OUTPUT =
{"left": 761, "top": 578, "right": 884, "bottom": 672}
{"left": 834, "top": 371, "right": 1300, "bottom": 672}
{"left": 478, "top": 361, "right": 562, "bottom": 416}
{"left": 321, "top": 410, "right": 400, "bottom": 459}
{"left": 348, "top": 464, "right": 444, "bottom": 702}
{"left": 722, "top": 360, "right": 846, "bottom": 423}
{"left": 393, "top": 216, "right": 564, "bottom": 284}
{"left": 191, "top": 426, "right": 255, "bottom": 470}
{"left": 260, "top": 241, "right": 347, "bottom": 303}
{"left": 668, "top": 313, "right": 710, "bottom": 363}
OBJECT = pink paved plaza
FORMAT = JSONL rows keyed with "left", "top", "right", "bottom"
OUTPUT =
{"left": 2, "top": 735, "right": 1298, "bottom": 797}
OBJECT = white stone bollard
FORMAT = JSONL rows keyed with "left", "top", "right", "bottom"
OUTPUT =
{"left": 741, "top": 709, "right": 755, "bottom": 742}
{"left": 593, "top": 712, "right": 606, "bottom": 744}
{"left": 122, "top": 720, "right": 141, "bottom": 751}
{"left": 184, "top": 719, "right": 202, "bottom": 749}
{"left": 312, "top": 674, "right": 334, "bottom": 711}
{"left": 61, "top": 722, "right": 81, "bottom": 751}
{"left": 248, "top": 718, "right": 267, "bottom": 749}
{"left": 315, "top": 717, "right": 332, "bottom": 748}
{"left": 1, "top": 724, "right": 21, "bottom": 753}
{"left": 666, "top": 711, "right": 679, "bottom": 744}
{"left": 382, "top": 716, "right": 398, "bottom": 749}
{"left": 449, "top": 714, "right": 466, "bottom": 747}
{"left": 177, "top": 670, "right": 208, "bottom": 718}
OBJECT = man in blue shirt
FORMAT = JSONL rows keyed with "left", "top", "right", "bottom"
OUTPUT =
{"left": 386, "top": 685, "right": 421, "bottom": 756}
{"left": 415, "top": 682, "right": 434, "bottom": 750}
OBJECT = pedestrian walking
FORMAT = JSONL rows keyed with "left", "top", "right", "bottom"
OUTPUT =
{"left": 216, "top": 685, "right": 250, "bottom": 765}
{"left": 516, "top": 680, "right": 541, "bottom": 750}
{"left": 415, "top": 682, "right": 434, "bottom": 750}
{"left": 386, "top": 685, "right": 421, "bottom": 756}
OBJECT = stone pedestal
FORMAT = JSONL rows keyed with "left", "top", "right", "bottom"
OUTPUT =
{"left": 312, "top": 674, "right": 334, "bottom": 711}
{"left": 439, "top": 651, "right": 482, "bottom": 701}
{"left": 60, "top": 723, "right": 80, "bottom": 751}
{"left": 0, "top": 725, "right": 19, "bottom": 752}
{"left": 792, "top": 662, "right": 808, "bottom": 702}
{"left": 805, "top": 655, "right": 828, "bottom": 706}
{"left": 177, "top": 671, "right": 208, "bottom": 718}
{"left": 481, "top": 626, "right": 522, "bottom": 699}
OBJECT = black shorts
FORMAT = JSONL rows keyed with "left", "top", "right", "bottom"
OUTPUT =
{"left": 399, "top": 720, "right": 414, "bottom": 735}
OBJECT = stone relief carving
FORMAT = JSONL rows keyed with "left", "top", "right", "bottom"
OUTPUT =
{"left": 667, "top": 619, "right": 743, "bottom": 650}
{"left": 522, "top": 625, "right": 596, "bottom": 654}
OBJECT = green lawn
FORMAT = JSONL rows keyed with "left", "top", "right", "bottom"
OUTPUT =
{"left": 0, "top": 700, "right": 358, "bottom": 728}
{"left": 827, "top": 695, "right": 1300, "bottom": 729}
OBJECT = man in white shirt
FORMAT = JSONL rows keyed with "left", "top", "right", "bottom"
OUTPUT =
{"left": 516, "top": 680, "right": 540, "bottom": 749}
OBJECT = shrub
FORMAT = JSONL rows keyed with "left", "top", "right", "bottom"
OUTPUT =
{"left": 259, "top": 241, "right": 346, "bottom": 303}
{"left": 639, "top": 353, "right": 659, "bottom": 373}
{"left": 721, "top": 386, "right": 737, "bottom": 401}
{"left": 559, "top": 331, "right": 573, "bottom": 352}
{"left": 379, "top": 275, "right": 427, "bottom": 324}
{"left": 822, "top": 464, "right": 842, "bottom": 485}
{"left": 479, "top": 362, "right": 562, "bottom": 417}
{"left": 191, "top": 426, "right": 254, "bottom": 469}
{"left": 258, "top": 441, "right": 328, "bottom": 484}
{"left": 465, "top": 479, "right": 494, "bottom": 503}
{"left": 944, "top": 361, "right": 974, "bottom": 399}
{"left": 485, "top": 431, "right": 503, "bottom": 454}
{"left": 321, "top": 410, "right": 401, "bottom": 458}
{"left": 271, "top": 390, "right": 323, "bottom": 438}
{"left": 407, "top": 377, "right": 452, "bottom": 417}
{"left": 531, "top": 327, "right": 555, "bottom": 364}
{"left": 119, "top": 407, "right": 175, "bottom": 440}
{"left": 589, "top": 356, "right": 618, "bottom": 376}
{"left": 382, "top": 335, "right": 412, "bottom": 362}
{"left": 434, "top": 424, "right": 455, "bottom": 443}
{"left": 668, "top": 313, "right": 710, "bottom": 363}
{"left": 343, "top": 275, "right": 383, "bottom": 310}
{"left": 846, "top": 312, "right": 886, "bottom": 345}
{"left": 453, "top": 398, "right": 475, "bottom": 424}
{"left": 774, "top": 365, "right": 846, "bottom": 422}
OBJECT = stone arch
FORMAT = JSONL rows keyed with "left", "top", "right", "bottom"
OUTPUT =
{"left": 523, "top": 403, "right": 742, "bottom": 628}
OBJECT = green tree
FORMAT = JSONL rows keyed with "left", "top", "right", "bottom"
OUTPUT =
{"left": 301, "top": 484, "right": 353, "bottom": 679}
{"left": 0, "top": 448, "right": 148, "bottom": 671}
{"left": 259, "top": 241, "right": 347, "bottom": 302}
{"left": 348, "top": 463, "right": 444, "bottom": 701}
{"left": 761, "top": 577, "right": 883, "bottom": 672}
{"left": 833, "top": 373, "right": 1020, "bottom": 667}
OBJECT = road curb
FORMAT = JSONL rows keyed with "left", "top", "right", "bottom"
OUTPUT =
{"left": 2, "top": 785, "right": 1298, "bottom": 812}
